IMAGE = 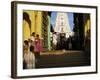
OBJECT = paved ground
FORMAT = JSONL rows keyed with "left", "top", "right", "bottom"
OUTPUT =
{"left": 36, "top": 50, "right": 91, "bottom": 68}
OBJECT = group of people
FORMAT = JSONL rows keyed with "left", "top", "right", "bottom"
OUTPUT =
{"left": 52, "top": 30, "right": 91, "bottom": 52}
{"left": 52, "top": 32, "right": 73, "bottom": 50}
{"left": 23, "top": 32, "right": 42, "bottom": 69}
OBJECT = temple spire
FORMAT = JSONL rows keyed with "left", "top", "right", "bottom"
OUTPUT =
{"left": 54, "top": 12, "right": 73, "bottom": 38}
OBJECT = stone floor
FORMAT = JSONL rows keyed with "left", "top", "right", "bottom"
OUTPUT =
{"left": 35, "top": 50, "right": 91, "bottom": 68}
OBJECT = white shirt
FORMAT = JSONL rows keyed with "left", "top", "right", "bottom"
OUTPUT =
{"left": 30, "top": 36, "right": 35, "bottom": 42}
{"left": 24, "top": 51, "right": 35, "bottom": 69}
{"left": 53, "top": 34, "right": 57, "bottom": 45}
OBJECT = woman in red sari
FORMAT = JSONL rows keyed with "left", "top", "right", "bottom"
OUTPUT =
{"left": 34, "top": 34, "right": 42, "bottom": 61}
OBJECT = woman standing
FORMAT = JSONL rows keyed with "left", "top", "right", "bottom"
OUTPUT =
{"left": 34, "top": 34, "right": 42, "bottom": 61}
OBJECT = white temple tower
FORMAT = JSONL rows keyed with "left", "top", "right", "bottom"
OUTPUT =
{"left": 54, "top": 12, "right": 73, "bottom": 38}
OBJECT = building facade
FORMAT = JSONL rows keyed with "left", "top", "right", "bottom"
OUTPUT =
{"left": 54, "top": 12, "right": 73, "bottom": 38}
{"left": 23, "top": 10, "right": 50, "bottom": 51}
{"left": 73, "top": 13, "right": 91, "bottom": 50}
{"left": 41, "top": 11, "right": 49, "bottom": 51}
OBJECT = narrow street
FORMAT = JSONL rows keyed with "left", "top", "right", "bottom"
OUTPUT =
{"left": 36, "top": 50, "right": 90, "bottom": 68}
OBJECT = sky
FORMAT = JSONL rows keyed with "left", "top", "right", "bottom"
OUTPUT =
{"left": 50, "top": 12, "right": 74, "bottom": 31}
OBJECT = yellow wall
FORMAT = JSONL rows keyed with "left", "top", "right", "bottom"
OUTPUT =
{"left": 24, "top": 11, "right": 35, "bottom": 34}
{"left": 23, "top": 20, "right": 30, "bottom": 41}
{"left": 85, "top": 19, "right": 90, "bottom": 36}
{"left": 36, "top": 11, "right": 42, "bottom": 37}
{"left": 23, "top": 11, "right": 42, "bottom": 41}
